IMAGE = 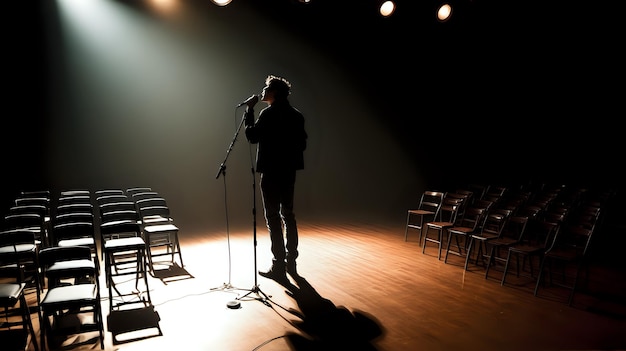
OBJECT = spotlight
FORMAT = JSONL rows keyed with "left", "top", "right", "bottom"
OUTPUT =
{"left": 379, "top": 1, "right": 395, "bottom": 17}
{"left": 437, "top": 3, "right": 453, "bottom": 22}
{"left": 211, "top": 0, "right": 232, "bottom": 6}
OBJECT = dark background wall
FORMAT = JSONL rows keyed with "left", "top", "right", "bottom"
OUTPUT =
{"left": 3, "top": 0, "right": 623, "bottom": 235}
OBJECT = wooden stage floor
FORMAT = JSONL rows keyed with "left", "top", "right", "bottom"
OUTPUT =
{"left": 14, "top": 219, "right": 626, "bottom": 351}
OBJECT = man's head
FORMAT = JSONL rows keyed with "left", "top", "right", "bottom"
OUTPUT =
{"left": 261, "top": 75, "right": 291, "bottom": 103}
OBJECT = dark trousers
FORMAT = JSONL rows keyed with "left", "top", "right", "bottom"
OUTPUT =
{"left": 260, "top": 170, "right": 299, "bottom": 267}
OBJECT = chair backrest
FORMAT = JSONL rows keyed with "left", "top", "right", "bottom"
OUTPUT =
{"left": 39, "top": 245, "right": 92, "bottom": 266}
{"left": 516, "top": 205, "right": 543, "bottom": 220}
{"left": 99, "top": 204, "right": 141, "bottom": 240}
{"left": 0, "top": 229, "right": 37, "bottom": 251}
{"left": 58, "top": 195, "right": 92, "bottom": 206}
{"left": 14, "top": 196, "right": 50, "bottom": 210}
{"left": 545, "top": 223, "right": 595, "bottom": 258}
{"left": 479, "top": 209, "right": 510, "bottom": 238}
{"left": 130, "top": 191, "right": 161, "bottom": 204}
{"left": 498, "top": 215, "right": 529, "bottom": 241}
{"left": 126, "top": 187, "right": 153, "bottom": 197}
{"left": 137, "top": 197, "right": 172, "bottom": 223}
{"left": 94, "top": 189, "right": 125, "bottom": 198}
{"left": 518, "top": 218, "right": 561, "bottom": 249}
{"left": 467, "top": 184, "right": 488, "bottom": 201}
{"left": 98, "top": 201, "right": 136, "bottom": 216}
{"left": 53, "top": 221, "right": 95, "bottom": 244}
{"left": 59, "top": 189, "right": 90, "bottom": 197}
{"left": 437, "top": 196, "right": 463, "bottom": 225}
{"left": 3, "top": 213, "right": 43, "bottom": 230}
{"left": 453, "top": 206, "right": 487, "bottom": 232}
{"left": 446, "top": 192, "right": 471, "bottom": 222}
{"left": 96, "top": 194, "right": 129, "bottom": 207}
{"left": 54, "top": 211, "right": 95, "bottom": 225}
{"left": 0, "top": 229, "right": 39, "bottom": 287}
{"left": 417, "top": 190, "right": 445, "bottom": 218}
{"left": 38, "top": 245, "right": 96, "bottom": 288}
{"left": 55, "top": 203, "right": 95, "bottom": 216}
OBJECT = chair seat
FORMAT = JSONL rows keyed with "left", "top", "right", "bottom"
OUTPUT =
{"left": 508, "top": 243, "right": 543, "bottom": 254}
{"left": 408, "top": 209, "right": 435, "bottom": 215}
{"left": 0, "top": 243, "right": 37, "bottom": 254}
{"left": 448, "top": 226, "right": 473, "bottom": 234}
{"left": 58, "top": 238, "right": 95, "bottom": 247}
{"left": 104, "top": 237, "right": 145, "bottom": 251}
{"left": 0, "top": 283, "right": 25, "bottom": 302}
{"left": 41, "top": 284, "right": 97, "bottom": 306}
{"left": 426, "top": 221, "right": 455, "bottom": 229}
{"left": 47, "top": 259, "right": 95, "bottom": 273}
{"left": 143, "top": 223, "right": 178, "bottom": 233}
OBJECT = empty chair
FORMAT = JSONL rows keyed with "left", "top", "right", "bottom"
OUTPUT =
{"left": 3, "top": 212, "right": 47, "bottom": 249}
{"left": 464, "top": 209, "right": 511, "bottom": 271}
{"left": 51, "top": 212, "right": 100, "bottom": 274}
{"left": 422, "top": 195, "right": 463, "bottom": 260}
{"left": 534, "top": 223, "right": 596, "bottom": 305}
{"left": 0, "top": 230, "right": 42, "bottom": 311}
{"left": 484, "top": 215, "right": 529, "bottom": 280}
{"left": 444, "top": 205, "right": 488, "bottom": 265}
{"left": 38, "top": 245, "right": 104, "bottom": 350}
{"left": 0, "top": 282, "right": 39, "bottom": 351}
{"left": 500, "top": 218, "right": 561, "bottom": 288}
{"left": 98, "top": 202, "right": 152, "bottom": 311}
{"left": 137, "top": 197, "right": 184, "bottom": 274}
{"left": 404, "top": 191, "right": 445, "bottom": 243}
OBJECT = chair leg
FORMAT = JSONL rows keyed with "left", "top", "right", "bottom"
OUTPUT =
{"left": 464, "top": 238, "right": 474, "bottom": 270}
{"left": 484, "top": 245, "right": 495, "bottom": 278}
{"left": 534, "top": 256, "right": 547, "bottom": 296}
{"left": 20, "top": 292, "right": 39, "bottom": 351}
{"left": 501, "top": 250, "right": 513, "bottom": 286}
{"left": 404, "top": 213, "right": 410, "bottom": 241}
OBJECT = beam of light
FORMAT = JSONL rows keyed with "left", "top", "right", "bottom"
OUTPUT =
{"left": 146, "top": 0, "right": 179, "bottom": 14}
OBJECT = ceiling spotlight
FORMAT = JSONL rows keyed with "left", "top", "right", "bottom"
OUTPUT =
{"left": 379, "top": 1, "right": 396, "bottom": 17}
{"left": 211, "top": 0, "right": 233, "bottom": 6}
{"left": 437, "top": 3, "right": 453, "bottom": 22}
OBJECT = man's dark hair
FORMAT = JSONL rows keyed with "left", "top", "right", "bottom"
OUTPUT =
{"left": 265, "top": 75, "right": 291, "bottom": 100}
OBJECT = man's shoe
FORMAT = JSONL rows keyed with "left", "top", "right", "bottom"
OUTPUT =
{"left": 259, "top": 267, "right": 287, "bottom": 282}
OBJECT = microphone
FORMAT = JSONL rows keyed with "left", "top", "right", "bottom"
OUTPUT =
{"left": 236, "top": 94, "right": 258, "bottom": 107}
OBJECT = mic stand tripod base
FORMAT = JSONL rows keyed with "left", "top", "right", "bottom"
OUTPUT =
{"left": 236, "top": 284, "right": 271, "bottom": 306}
{"left": 211, "top": 282, "right": 236, "bottom": 291}
{"left": 226, "top": 300, "right": 241, "bottom": 309}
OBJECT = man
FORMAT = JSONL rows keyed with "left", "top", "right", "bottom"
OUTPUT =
{"left": 244, "top": 74, "right": 308, "bottom": 281}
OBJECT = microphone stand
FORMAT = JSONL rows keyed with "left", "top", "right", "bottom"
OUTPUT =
{"left": 213, "top": 110, "right": 269, "bottom": 307}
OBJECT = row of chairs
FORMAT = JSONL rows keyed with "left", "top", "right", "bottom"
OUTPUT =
{"left": 0, "top": 187, "right": 179, "bottom": 350}
{"left": 405, "top": 183, "right": 609, "bottom": 306}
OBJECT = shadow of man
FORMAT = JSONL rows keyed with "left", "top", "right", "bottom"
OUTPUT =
{"left": 281, "top": 275, "right": 385, "bottom": 351}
